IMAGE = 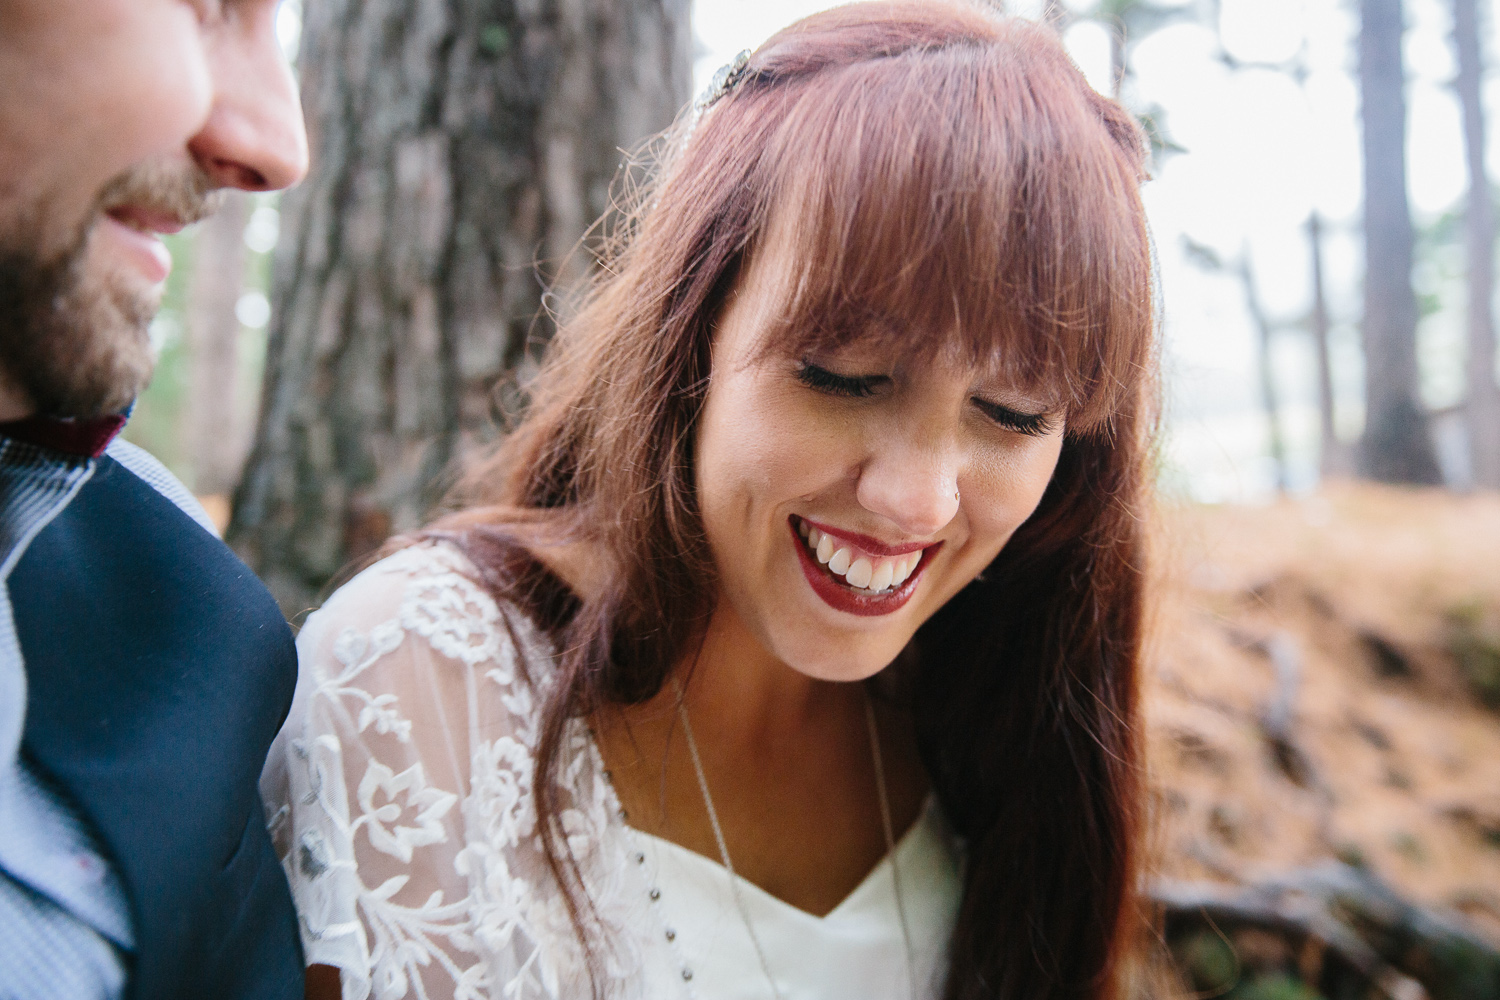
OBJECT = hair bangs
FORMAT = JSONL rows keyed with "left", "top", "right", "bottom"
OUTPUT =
{"left": 740, "top": 16, "right": 1152, "bottom": 433}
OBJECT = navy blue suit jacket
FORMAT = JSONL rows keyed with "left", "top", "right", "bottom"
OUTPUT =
{"left": 9, "top": 456, "right": 303, "bottom": 1000}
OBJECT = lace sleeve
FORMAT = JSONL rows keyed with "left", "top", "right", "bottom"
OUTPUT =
{"left": 262, "top": 543, "right": 580, "bottom": 1000}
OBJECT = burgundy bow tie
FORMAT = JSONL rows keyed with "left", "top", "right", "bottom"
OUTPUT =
{"left": 0, "top": 413, "right": 128, "bottom": 458}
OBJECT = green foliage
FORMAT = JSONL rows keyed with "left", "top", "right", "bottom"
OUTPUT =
{"left": 1425, "top": 936, "right": 1500, "bottom": 1000}
{"left": 1334, "top": 841, "right": 1368, "bottom": 870}
{"left": 1446, "top": 601, "right": 1500, "bottom": 710}
{"left": 1173, "top": 929, "right": 1335, "bottom": 1000}
{"left": 1181, "top": 930, "right": 1239, "bottom": 994}
{"left": 1233, "top": 973, "right": 1324, "bottom": 1000}
{"left": 478, "top": 24, "right": 510, "bottom": 56}
{"left": 1390, "top": 831, "right": 1427, "bottom": 864}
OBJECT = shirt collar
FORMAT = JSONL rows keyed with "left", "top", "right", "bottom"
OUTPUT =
{"left": 0, "top": 414, "right": 127, "bottom": 459}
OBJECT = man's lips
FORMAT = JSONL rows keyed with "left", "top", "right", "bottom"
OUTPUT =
{"left": 99, "top": 206, "right": 184, "bottom": 285}
{"left": 106, "top": 204, "right": 188, "bottom": 236}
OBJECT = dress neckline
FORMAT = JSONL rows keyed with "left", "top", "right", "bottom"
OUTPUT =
{"left": 624, "top": 794, "right": 938, "bottom": 923}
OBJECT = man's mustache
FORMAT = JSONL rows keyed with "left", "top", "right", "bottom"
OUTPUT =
{"left": 96, "top": 161, "right": 226, "bottom": 229}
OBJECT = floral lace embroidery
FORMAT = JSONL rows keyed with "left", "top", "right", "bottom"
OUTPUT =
{"left": 269, "top": 544, "right": 664, "bottom": 1000}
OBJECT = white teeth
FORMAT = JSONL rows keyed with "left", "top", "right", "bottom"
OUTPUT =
{"left": 798, "top": 523, "right": 925, "bottom": 594}
{"left": 846, "top": 557, "right": 873, "bottom": 589}
{"left": 891, "top": 554, "right": 914, "bottom": 586}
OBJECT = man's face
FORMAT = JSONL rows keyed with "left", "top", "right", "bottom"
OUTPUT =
{"left": 0, "top": 0, "right": 308, "bottom": 419}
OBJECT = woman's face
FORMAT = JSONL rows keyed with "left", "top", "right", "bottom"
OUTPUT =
{"left": 694, "top": 245, "right": 1067, "bottom": 682}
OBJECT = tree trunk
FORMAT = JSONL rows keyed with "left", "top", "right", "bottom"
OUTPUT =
{"left": 1306, "top": 212, "right": 1351, "bottom": 479}
{"left": 1358, "top": 0, "right": 1443, "bottom": 484}
{"left": 229, "top": 0, "right": 691, "bottom": 609}
{"left": 1239, "top": 253, "right": 1289, "bottom": 494}
{"left": 185, "top": 190, "right": 249, "bottom": 504}
{"left": 1453, "top": 0, "right": 1499, "bottom": 489}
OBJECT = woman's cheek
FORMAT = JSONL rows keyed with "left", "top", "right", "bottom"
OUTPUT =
{"left": 741, "top": 386, "right": 853, "bottom": 489}
{"left": 984, "top": 438, "right": 1065, "bottom": 536}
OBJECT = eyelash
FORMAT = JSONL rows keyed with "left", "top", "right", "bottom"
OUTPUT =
{"left": 795, "top": 362, "right": 883, "bottom": 398}
{"left": 973, "top": 400, "right": 1054, "bottom": 437}
{"left": 795, "top": 362, "right": 1053, "bottom": 437}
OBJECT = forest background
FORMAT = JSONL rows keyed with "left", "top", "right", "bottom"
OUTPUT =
{"left": 127, "top": 0, "right": 1500, "bottom": 997}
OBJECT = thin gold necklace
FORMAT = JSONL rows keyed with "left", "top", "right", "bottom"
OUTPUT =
{"left": 674, "top": 686, "right": 920, "bottom": 1000}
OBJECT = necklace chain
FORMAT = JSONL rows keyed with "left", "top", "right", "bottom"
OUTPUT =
{"left": 674, "top": 685, "right": 920, "bottom": 1000}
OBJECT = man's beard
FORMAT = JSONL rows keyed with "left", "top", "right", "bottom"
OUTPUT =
{"left": 0, "top": 163, "right": 223, "bottom": 419}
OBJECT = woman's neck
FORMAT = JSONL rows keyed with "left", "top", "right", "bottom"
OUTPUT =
{"left": 676, "top": 601, "right": 840, "bottom": 751}
{"left": 591, "top": 596, "right": 929, "bottom": 917}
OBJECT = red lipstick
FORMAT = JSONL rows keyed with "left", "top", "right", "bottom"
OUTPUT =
{"left": 799, "top": 517, "right": 932, "bottom": 557}
{"left": 789, "top": 518, "right": 939, "bottom": 617}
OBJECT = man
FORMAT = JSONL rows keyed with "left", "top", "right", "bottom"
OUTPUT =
{"left": 0, "top": 2, "right": 308, "bottom": 997}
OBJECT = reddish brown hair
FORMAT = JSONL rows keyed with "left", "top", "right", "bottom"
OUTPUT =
{"left": 434, "top": 4, "right": 1156, "bottom": 997}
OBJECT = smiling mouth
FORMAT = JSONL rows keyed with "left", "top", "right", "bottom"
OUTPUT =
{"left": 798, "top": 519, "right": 923, "bottom": 593}
{"left": 789, "top": 516, "right": 940, "bottom": 616}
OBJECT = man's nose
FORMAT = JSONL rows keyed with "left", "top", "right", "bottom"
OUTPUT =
{"left": 854, "top": 434, "right": 963, "bottom": 539}
{"left": 188, "top": 14, "right": 308, "bottom": 192}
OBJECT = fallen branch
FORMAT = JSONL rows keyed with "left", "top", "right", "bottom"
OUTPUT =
{"left": 1149, "top": 863, "right": 1500, "bottom": 1000}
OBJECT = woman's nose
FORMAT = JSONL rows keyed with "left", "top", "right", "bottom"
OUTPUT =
{"left": 854, "top": 436, "right": 962, "bottom": 538}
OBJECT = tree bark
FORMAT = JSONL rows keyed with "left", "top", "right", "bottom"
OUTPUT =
{"left": 229, "top": 0, "right": 691, "bottom": 609}
{"left": 1453, "top": 0, "right": 1499, "bottom": 490}
{"left": 1358, "top": 0, "right": 1443, "bottom": 484}
{"left": 185, "top": 190, "right": 249, "bottom": 501}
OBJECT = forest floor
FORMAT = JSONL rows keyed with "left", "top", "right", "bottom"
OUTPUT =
{"left": 1146, "top": 483, "right": 1500, "bottom": 998}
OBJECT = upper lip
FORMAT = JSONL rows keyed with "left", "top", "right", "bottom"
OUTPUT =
{"left": 797, "top": 516, "right": 936, "bottom": 557}
{"left": 105, "top": 205, "right": 188, "bottom": 236}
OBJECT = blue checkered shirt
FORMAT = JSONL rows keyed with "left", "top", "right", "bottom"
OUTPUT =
{"left": 0, "top": 432, "right": 216, "bottom": 1000}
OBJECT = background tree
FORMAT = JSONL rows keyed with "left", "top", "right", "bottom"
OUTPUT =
{"left": 1305, "top": 212, "right": 1349, "bottom": 478}
{"left": 230, "top": 0, "right": 691, "bottom": 609}
{"left": 1093, "top": 0, "right": 1193, "bottom": 99}
{"left": 1453, "top": 0, "right": 1498, "bottom": 489}
{"left": 1358, "top": 0, "right": 1443, "bottom": 484}
{"left": 185, "top": 190, "right": 250, "bottom": 506}
{"left": 1184, "top": 237, "right": 1291, "bottom": 492}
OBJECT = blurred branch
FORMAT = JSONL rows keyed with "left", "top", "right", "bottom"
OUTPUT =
{"left": 1181, "top": 235, "right": 1290, "bottom": 493}
{"left": 1153, "top": 862, "right": 1500, "bottom": 1000}
{"left": 1306, "top": 212, "right": 1353, "bottom": 478}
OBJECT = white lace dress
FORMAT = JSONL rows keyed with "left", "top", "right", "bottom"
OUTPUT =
{"left": 260, "top": 543, "right": 963, "bottom": 1000}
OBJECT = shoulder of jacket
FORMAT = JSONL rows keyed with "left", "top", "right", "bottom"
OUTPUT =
{"left": 104, "top": 438, "right": 219, "bottom": 537}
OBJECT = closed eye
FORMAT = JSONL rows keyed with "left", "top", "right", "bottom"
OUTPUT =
{"left": 796, "top": 362, "right": 887, "bottom": 398}
{"left": 973, "top": 398, "right": 1054, "bottom": 437}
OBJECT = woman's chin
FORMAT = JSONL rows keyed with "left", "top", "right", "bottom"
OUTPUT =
{"left": 774, "top": 640, "right": 906, "bottom": 684}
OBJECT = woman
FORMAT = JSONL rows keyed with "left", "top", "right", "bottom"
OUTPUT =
{"left": 263, "top": 4, "right": 1156, "bottom": 999}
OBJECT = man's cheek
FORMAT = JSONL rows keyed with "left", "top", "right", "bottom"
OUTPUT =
{"left": 92, "top": 6, "right": 213, "bottom": 171}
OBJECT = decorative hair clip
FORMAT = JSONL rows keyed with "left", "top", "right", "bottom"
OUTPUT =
{"left": 695, "top": 49, "right": 753, "bottom": 113}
